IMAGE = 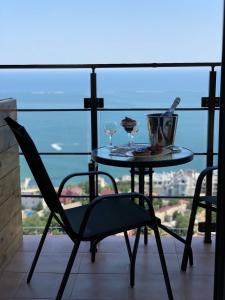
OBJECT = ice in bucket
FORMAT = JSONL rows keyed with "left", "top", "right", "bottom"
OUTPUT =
{"left": 146, "top": 114, "right": 178, "bottom": 148}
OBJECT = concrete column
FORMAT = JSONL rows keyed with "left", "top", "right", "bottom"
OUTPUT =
{"left": 0, "top": 98, "right": 22, "bottom": 270}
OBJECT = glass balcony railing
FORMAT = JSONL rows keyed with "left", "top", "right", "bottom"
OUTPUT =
{"left": 0, "top": 62, "right": 220, "bottom": 236}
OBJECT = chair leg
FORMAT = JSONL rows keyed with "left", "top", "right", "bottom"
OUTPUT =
{"left": 153, "top": 226, "right": 173, "bottom": 300}
{"left": 158, "top": 222, "right": 193, "bottom": 267}
{"left": 91, "top": 248, "right": 96, "bottom": 262}
{"left": 91, "top": 241, "right": 97, "bottom": 263}
{"left": 56, "top": 241, "right": 80, "bottom": 300}
{"left": 144, "top": 226, "right": 148, "bottom": 245}
{"left": 124, "top": 231, "right": 132, "bottom": 262}
{"left": 27, "top": 212, "right": 53, "bottom": 283}
{"left": 130, "top": 227, "right": 141, "bottom": 287}
{"left": 181, "top": 198, "right": 199, "bottom": 271}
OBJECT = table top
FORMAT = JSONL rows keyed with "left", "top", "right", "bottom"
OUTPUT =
{"left": 92, "top": 145, "right": 194, "bottom": 168}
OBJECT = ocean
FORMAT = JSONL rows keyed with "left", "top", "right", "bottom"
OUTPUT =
{"left": 0, "top": 68, "right": 220, "bottom": 187}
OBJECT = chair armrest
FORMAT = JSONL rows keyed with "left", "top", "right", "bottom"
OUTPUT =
{"left": 57, "top": 171, "right": 118, "bottom": 197}
{"left": 78, "top": 192, "right": 156, "bottom": 236}
{"left": 195, "top": 166, "right": 218, "bottom": 197}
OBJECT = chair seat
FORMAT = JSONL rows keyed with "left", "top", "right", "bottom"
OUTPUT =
{"left": 65, "top": 197, "right": 152, "bottom": 240}
{"left": 199, "top": 195, "right": 217, "bottom": 206}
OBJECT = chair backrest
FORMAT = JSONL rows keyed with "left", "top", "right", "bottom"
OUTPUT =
{"left": 5, "top": 117, "right": 64, "bottom": 215}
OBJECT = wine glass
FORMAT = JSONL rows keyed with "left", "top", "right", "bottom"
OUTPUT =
{"left": 104, "top": 121, "right": 117, "bottom": 147}
{"left": 121, "top": 118, "right": 137, "bottom": 147}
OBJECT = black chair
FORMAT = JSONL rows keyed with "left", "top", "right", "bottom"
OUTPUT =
{"left": 5, "top": 116, "right": 173, "bottom": 300}
{"left": 130, "top": 167, "right": 194, "bottom": 266}
{"left": 181, "top": 166, "right": 217, "bottom": 271}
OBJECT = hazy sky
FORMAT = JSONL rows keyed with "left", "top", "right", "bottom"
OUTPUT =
{"left": 0, "top": 1, "right": 223, "bottom": 64}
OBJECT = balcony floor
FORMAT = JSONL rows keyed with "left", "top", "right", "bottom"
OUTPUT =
{"left": 0, "top": 234, "right": 215, "bottom": 300}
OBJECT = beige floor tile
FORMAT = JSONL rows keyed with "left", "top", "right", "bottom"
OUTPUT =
{"left": 4, "top": 252, "right": 35, "bottom": 273}
{"left": 20, "top": 235, "right": 90, "bottom": 255}
{"left": 128, "top": 273, "right": 178, "bottom": 300}
{"left": 78, "top": 252, "right": 129, "bottom": 274}
{"left": 136, "top": 253, "right": 180, "bottom": 275}
{"left": 0, "top": 271, "right": 25, "bottom": 299}
{"left": 71, "top": 273, "right": 129, "bottom": 300}
{"left": 0, "top": 235, "right": 217, "bottom": 300}
{"left": 177, "top": 253, "right": 214, "bottom": 276}
{"left": 94, "top": 236, "right": 130, "bottom": 253}
{"left": 177, "top": 273, "right": 214, "bottom": 300}
{"left": 175, "top": 236, "right": 215, "bottom": 254}
{"left": 4, "top": 251, "right": 82, "bottom": 275}
{"left": 14, "top": 272, "right": 76, "bottom": 299}
{"left": 138, "top": 235, "right": 177, "bottom": 254}
{"left": 35, "top": 253, "right": 82, "bottom": 273}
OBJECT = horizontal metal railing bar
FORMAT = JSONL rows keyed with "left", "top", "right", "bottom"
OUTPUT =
{"left": 22, "top": 226, "right": 63, "bottom": 230}
{"left": 19, "top": 152, "right": 91, "bottom": 155}
{"left": 22, "top": 194, "right": 89, "bottom": 199}
{"left": 21, "top": 193, "right": 194, "bottom": 199}
{"left": 17, "top": 108, "right": 90, "bottom": 112}
{"left": 0, "top": 62, "right": 221, "bottom": 69}
{"left": 194, "top": 152, "right": 218, "bottom": 155}
{"left": 153, "top": 196, "right": 194, "bottom": 199}
{"left": 99, "top": 108, "right": 211, "bottom": 111}
{"left": 21, "top": 226, "right": 188, "bottom": 231}
{"left": 18, "top": 152, "right": 217, "bottom": 155}
{"left": 17, "top": 108, "right": 212, "bottom": 112}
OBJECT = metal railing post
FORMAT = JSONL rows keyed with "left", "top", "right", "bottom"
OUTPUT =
{"left": 84, "top": 68, "right": 104, "bottom": 202}
{"left": 89, "top": 68, "right": 98, "bottom": 202}
{"left": 204, "top": 67, "right": 217, "bottom": 243}
{"left": 214, "top": 2, "right": 225, "bottom": 298}
{"left": 90, "top": 69, "right": 98, "bottom": 150}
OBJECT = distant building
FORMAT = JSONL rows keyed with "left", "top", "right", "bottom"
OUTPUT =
{"left": 138, "top": 169, "right": 201, "bottom": 197}
{"left": 59, "top": 186, "right": 83, "bottom": 205}
{"left": 21, "top": 190, "right": 43, "bottom": 209}
{"left": 155, "top": 200, "right": 188, "bottom": 224}
{"left": 121, "top": 175, "right": 131, "bottom": 182}
{"left": 165, "top": 170, "right": 198, "bottom": 197}
{"left": 101, "top": 187, "right": 114, "bottom": 195}
{"left": 22, "top": 209, "right": 34, "bottom": 219}
{"left": 98, "top": 176, "right": 107, "bottom": 188}
{"left": 200, "top": 169, "right": 218, "bottom": 195}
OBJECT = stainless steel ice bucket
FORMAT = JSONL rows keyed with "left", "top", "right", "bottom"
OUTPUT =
{"left": 146, "top": 113, "right": 178, "bottom": 147}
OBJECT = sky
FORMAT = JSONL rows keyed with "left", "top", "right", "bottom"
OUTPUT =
{"left": 0, "top": 0, "right": 223, "bottom": 64}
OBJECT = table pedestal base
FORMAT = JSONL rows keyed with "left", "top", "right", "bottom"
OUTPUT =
{"left": 130, "top": 167, "right": 154, "bottom": 245}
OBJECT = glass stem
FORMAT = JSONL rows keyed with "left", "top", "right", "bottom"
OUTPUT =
{"left": 109, "top": 135, "right": 112, "bottom": 146}
{"left": 128, "top": 133, "right": 131, "bottom": 146}
{"left": 130, "top": 134, "right": 134, "bottom": 145}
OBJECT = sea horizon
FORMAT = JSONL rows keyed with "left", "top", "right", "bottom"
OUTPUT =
{"left": 0, "top": 68, "right": 219, "bottom": 187}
